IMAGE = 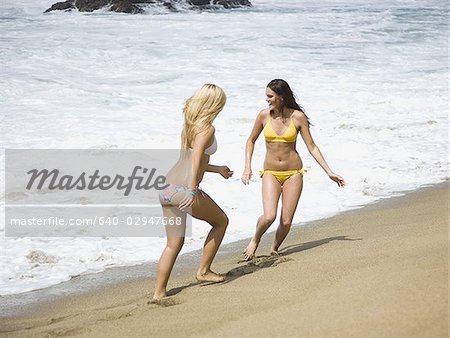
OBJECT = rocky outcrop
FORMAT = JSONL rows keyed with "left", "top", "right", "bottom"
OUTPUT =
{"left": 187, "top": 0, "right": 252, "bottom": 9}
{"left": 75, "top": 0, "right": 109, "bottom": 12}
{"left": 108, "top": 0, "right": 145, "bottom": 14}
{"left": 44, "top": 0, "right": 252, "bottom": 14}
{"left": 44, "top": 0, "right": 76, "bottom": 12}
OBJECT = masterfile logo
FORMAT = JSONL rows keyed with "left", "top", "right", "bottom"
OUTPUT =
{"left": 5, "top": 149, "right": 192, "bottom": 237}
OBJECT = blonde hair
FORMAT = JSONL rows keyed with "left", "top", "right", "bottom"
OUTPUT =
{"left": 181, "top": 84, "right": 226, "bottom": 149}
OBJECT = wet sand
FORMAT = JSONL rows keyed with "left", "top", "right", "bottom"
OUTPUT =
{"left": 0, "top": 183, "right": 448, "bottom": 337}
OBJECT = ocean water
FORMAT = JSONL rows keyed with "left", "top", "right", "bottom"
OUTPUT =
{"left": 0, "top": 0, "right": 448, "bottom": 295}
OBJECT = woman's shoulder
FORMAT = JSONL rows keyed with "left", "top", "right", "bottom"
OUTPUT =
{"left": 197, "top": 124, "right": 215, "bottom": 137}
{"left": 257, "top": 108, "right": 270, "bottom": 119}
{"left": 291, "top": 109, "right": 308, "bottom": 124}
{"left": 253, "top": 108, "right": 270, "bottom": 125}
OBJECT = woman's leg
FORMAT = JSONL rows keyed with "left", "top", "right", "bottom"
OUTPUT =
{"left": 243, "top": 173, "right": 282, "bottom": 260}
{"left": 270, "top": 173, "right": 303, "bottom": 255}
{"left": 192, "top": 192, "right": 229, "bottom": 282}
{"left": 153, "top": 206, "right": 187, "bottom": 299}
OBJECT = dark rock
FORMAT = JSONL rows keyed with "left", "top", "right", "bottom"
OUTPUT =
{"left": 187, "top": 0, "right": 251, "bottom": 8}
{"left": 162, "top": 1, "right": 177, "bottom": 11}
{"left": 214, "top": 0, "right": 252, "bottom": 8}
{"left": 109, "top": 0, "right": 144, "bottom": 13}
{"left": 45, "top": 0, "right": 252, "bottom": 14}
{"left": 187, "top": 0, "right": 209, "bottom": 5}
{"left": 44, "top": 0, "right": 75, "bottom": 13}
{"left": 75, "top": 0, "right": 109, "bottom": 12}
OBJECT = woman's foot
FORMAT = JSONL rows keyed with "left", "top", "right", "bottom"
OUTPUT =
{"left": 196, "top": 270, "right": 225, "bottom": 283}
{"left": 270, "top": 250, "right": 281, "bottom": 257}
{"left": 243, "top": 239, "right": 259, "bottom": 261}
{"left": 152, "top": 290, "right": 167, "bottom": 300}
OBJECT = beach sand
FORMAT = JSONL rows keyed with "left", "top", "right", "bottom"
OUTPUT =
{"left": 1, "top": 183, "right": 448, "bottom": 337}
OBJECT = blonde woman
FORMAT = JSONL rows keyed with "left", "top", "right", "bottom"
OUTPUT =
{"left": 153, "top": 84, "right": 233, "bottom": 300}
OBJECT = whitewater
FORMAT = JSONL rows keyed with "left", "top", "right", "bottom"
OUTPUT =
{"left": 0, "top": 0, "right": 448, "bottom": 295}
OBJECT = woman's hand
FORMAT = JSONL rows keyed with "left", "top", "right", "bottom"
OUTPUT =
{"left": 179, "top": 190, "right": 196, "bottom": 211}
{"left": 241, "top": 169, "right": 252, "bottom": 185}
{"left": 218, "top": 166, "right": 233, "bottom": 179}
{"left": 328, "top": 173, "right": 345, "bottom": 187}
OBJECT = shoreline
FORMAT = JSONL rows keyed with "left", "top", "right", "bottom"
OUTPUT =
{"left": 0, "top": 181, "right": 448, "bottom": 337}
{"left": 1, "top": 181, "right": 448, "bottom": 320}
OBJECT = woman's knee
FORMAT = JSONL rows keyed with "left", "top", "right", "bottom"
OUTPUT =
{"left": 262, "top": 213, "right": 276, "bottom": 225}
{"left": 280, "top": 218, "right": 293, "bottom": 229}
{"left": 166, "top": 237, "right": 184, "bottom": 252}
{"left": 216, "top": 213, "right": 229, "bottom": 228}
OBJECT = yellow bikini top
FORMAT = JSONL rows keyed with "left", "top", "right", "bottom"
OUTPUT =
{"left": 263, "top": 116, "right": 298, "bottom": 143}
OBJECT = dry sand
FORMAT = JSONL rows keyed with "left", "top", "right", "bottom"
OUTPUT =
{"left": 1, "top": 183, "right": 448, "bottom": 337}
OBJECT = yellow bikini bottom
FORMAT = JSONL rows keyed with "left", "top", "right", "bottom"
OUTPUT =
{"left": 259, "top": 168, "right": 307, "bottom": 185}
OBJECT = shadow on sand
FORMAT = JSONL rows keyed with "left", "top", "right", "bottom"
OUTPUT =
{"left": 222, "top": 235, "right": 361, "bottom": 284}
{"left": 165, "top": 235, "right": 361, "bottom": 295}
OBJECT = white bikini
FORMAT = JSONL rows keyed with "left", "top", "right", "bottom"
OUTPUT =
{"left": 159, "top": 136, "right": 217, "bottom": 204}
{"left": 204, "top": 136, "right": 217, "bottom": 156}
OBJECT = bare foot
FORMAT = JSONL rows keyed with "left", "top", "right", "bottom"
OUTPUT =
{"left": 196, "top": 270, "right": 225, "bottom": 283}
{"left": 152, "top": 291, "right": 167, "bottom": 300}
{"left": 148, "top": 297, "right": 179, "bottom": 307}
{"left": 270, "top": 250, "right": 280, "bottom": 257}
{"left": 243, "top": 239, "right": 259, "bottom": 261}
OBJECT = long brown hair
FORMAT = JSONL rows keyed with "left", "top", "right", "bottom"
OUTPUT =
{"left": 267, "top": 79, "right": 311, "bottom": 125}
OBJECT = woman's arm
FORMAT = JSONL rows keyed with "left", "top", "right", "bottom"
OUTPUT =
{"left": 190, "top": 126, "right": 215, "bottom": 190}
{"left": 206, "top": 164, "right": 233, "bottom": 179}
{"left": 179, "top": 126, "right": 214, "bottom": 210}
{"left": 241, "top": 110, "right": 266, "bottom": 185}
{"left": 297, "top": 112, "right": 345, "bottom": 187}
{"left": 206, "top": 164, "right": 221, "bottom": 173}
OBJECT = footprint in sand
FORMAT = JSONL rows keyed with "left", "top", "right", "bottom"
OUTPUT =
{"left": 45, "top": 326, "right": 91, "bottom": 337}
{"left": 229, "top": 256, "right": 292, "bottom": 277}
{"left": 147, "top": 297, "right": 180, "bottom": 307}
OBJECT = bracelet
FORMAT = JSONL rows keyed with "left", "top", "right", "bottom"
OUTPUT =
{"left": 187, "top": 190, "right": 196, "bottom": 196}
